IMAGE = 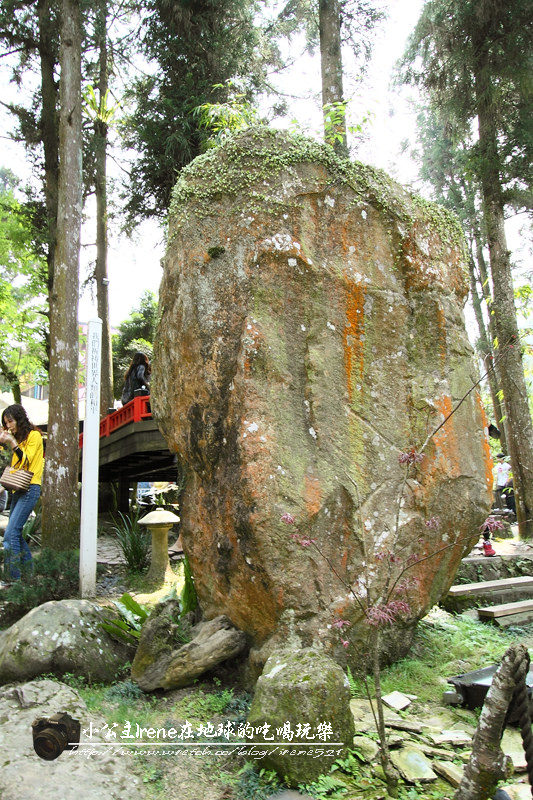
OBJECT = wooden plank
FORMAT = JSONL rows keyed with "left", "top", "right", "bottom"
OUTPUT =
{"left": 448, "top": 576, "right": 533, "bottom": 597}
{"left": 478, "top": 599, "right": 533, "bottom": 618}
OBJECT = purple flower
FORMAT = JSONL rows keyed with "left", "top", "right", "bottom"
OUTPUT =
{"left": 366, "top": 600, "right": 410, "bottom": 627}
{"left": 290, "top": 532, "right": 317, "bottom": 547}
{"left": 481, "top": 516, "right": 505, "bottom": 533}
{"left": 332, "top": 619, "right": 350, "bottom": 629}
{"left": 425, "top": 516, "right": 440, "bottom": 529}
{"left": 398, "top": 448, "right": 425, "bottom": 466}
{"left": 281, "top": 513, "right": 296, "bottom": 525}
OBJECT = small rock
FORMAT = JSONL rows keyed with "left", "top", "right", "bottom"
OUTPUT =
{"left": 498, "top": 785, "right": 533, "bottom": 800}
{"left": 502, "top": 728, "right": 527, "bottom": 772}
{"left": 382, "top": 690, "right": 412, "bottom": 711}
{"left": 430, "top": 729, "right": 472, "bottom": 746}
{"left": 433, "top": 759, "right": 464, "bottom": 787}
{"left": 352, "top": 734, "right": 379, "bottom": 762}
{"left": 386, "top": 719, "right": 424, "bottom": 733}
{"left": 389, "top": 747, "right": 437, "bottom": 783}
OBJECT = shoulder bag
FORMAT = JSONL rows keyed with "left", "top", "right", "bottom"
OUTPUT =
{"left": 0, "top": 448, "right": 33, "bottom": 492}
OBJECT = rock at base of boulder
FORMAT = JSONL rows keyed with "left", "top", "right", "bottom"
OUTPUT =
{"left": 247, "top": 646, "right": 355, "bottom": 787}
{"left": 132, "top": 611, "right": 247, "bottom": 691}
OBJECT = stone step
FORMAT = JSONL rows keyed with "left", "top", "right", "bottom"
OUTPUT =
{"left": 442, "top": 576, "right": 533, "bottom": 613}
{"left": 478, "top": 599, "right": 533, "bottom": 619}
{"left": 491, "top": 610, "right": 533, "bottom": 628}
{"left": 454, "top": 551, "right": 533, "bottom": 586}
{"left": 448, "top": 576, "right": 533, "bottom": 596}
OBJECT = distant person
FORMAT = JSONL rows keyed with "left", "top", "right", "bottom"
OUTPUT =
{"left": 503, "top": 478, "right": 516, "bottom": 516}
{"left": 0, "top": 403, "right": 44, "bottom": 584}
{"left": 121, "top": 352, "right": 151, "bottom": 405}
{"left": 493, "top": 453, "right": 511, "bottom": 509}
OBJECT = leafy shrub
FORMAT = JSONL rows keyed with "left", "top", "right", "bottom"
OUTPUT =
{"left": 104, "top": 679, "right": 144, "bottom": 702}
{"left": 0, "top": 548, "right": 79, "bottom": 616}
{"left": 100, "top": 592, "right": 149, "bottom": 646}
{"left": 22, "top": 499, "right": 42, "bottom": 545}
{"left": 179, "top": 687, "right": 235, "bottom": 718}
{"left": 109, "top": 508, "right": 151, "bottom": 573}
{"left": 234, "top": 763, "right": 283, "bottom": 800}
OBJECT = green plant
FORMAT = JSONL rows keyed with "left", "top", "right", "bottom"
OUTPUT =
{"left": 22, "top": 498, "right": 41, "bottom": 545}
{"left": 0, "top": 548, "right": 79, "bottom": 616}
{"left": 299, "top": 772, "right": 349, "bottom": 798}
{"left": 142, "top": 766, "right": 164, "bottom": 786}
{"left": 234, "top": 763, "right": 283, "bottom": 800}
{"left": 178, "top": 687, "right": 235, "bottom": 719}
{"left": 180, "top": 554, "right": 197, "bottom": 615}
{"left": 104, "top": 679, "right": 144, "bottom": 702}
{"left": 100, "top": 592, "right": 149, "bottom": 646}
{"left": 345, "top": 665, "right": 359, "bottom": 698}
{"left": 330, "top": 751, "right": 361, "bottom": 779}
{"left": 109, "top": 508, "right": 151, "bottom": 573}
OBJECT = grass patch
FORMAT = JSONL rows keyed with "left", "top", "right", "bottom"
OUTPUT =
{"left": 380, "top": 613, "right": 519, "bottom": 702}
{"left": 345, "top": 611, "right": 521, "bottom": 704}
{"left": 173, "top": 686, "right": 237, "bottom": 721}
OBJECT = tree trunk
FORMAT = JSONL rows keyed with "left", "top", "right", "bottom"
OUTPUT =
{"left": 472, "top": 230, "right": 508, "bottom": 454}
{"left": 318, "top": 0, "right": 348, "bottom": 158}
{"left": 95, "top": 0, "right": 114, "bottom": 416}
{"left": 454, "top": 644, "right": 527, "bottom": 800}
{"left": 41, "top": 0, "right": 83, "bottom": 548}
{"left": 475, "top": 63, "right": 533, "bottom": 538}
{"left": 366, "top": 627, "right": 399, "bottom": 798}
{"left": 467, "top": 253, "right": 506, "bottom": 452}
{"left": 37, "top": 0, "right": 59, "bottom": 370}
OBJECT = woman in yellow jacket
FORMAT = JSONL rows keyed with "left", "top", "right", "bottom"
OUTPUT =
{"left": 0, "top": 403, "right": 44, "bottom": 583}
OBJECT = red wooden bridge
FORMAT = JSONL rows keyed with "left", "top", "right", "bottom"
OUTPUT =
{"left": 79, "top": 396, "right": 179, "bottom": 509}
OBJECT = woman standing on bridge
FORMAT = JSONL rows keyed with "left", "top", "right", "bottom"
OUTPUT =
{"left": 0, "top": 403, "right": 44, "bottom": 584}
{"left": 121, "top": 352, "right": 151, "bottom": 405}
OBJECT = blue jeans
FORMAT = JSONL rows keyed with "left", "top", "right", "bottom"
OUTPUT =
{"left": 3, "top": 483, "right": 40, "bottom": 580}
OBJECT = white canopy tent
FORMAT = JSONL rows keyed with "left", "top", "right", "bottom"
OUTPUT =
{"left": 0, "top": 392, "right": 49, "bottom": 426}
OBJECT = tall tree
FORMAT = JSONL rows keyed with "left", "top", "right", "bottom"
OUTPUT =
{"left": 412, "top": 107, "right": 507, "bottom": 450}
{"left": 319, "top": 0, "right": 348, "bottom": 156}
{"left": 400, "top": 0, "right": 533, "bottom": 537}
{"left": 89, "top": 0, "right": 114, "bottom": 415}
{"left": 0, "top": 170, "right": 48, "bottom": 399}
{"left": 270, "top": 0, "right": 384, "bottom": 155}
{"left": 121, "top": 0, "right": 269, "bottom": 226}
{"left": 41, "top": 0, "right": 83, "bottom": 547}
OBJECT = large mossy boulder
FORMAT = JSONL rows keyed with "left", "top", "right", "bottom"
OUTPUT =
{"left": 153, "top": 127, "right": 492, "bottom": 668}
{"left": 0, "top": 599, "right": 133, "bottom": 684}
{"left": 247, "top": 646, "right": 355, "bottom": 786}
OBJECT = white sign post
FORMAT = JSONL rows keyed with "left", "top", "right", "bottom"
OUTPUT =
{"left": 80, "top": 318, "right": 102, "bottom": 597}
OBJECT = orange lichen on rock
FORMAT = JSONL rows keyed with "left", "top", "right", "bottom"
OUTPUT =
{"left": 304, "top": 470, "right": 323, "bottom": 515}
{"left": 343, "top": 281, "right": 366, "bottom": 402}
{"left": 423, "top": 394, "right": 461, "bottom": 481}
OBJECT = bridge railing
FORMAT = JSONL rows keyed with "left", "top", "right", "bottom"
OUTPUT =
{"left": 79, "top": 395, "right": 152, "bottom": 447}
